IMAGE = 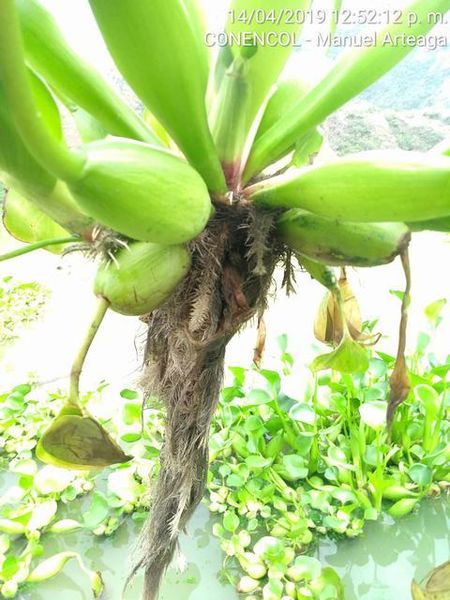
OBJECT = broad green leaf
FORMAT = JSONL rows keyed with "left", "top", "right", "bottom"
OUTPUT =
{"left": 36, "top": 414, "right": 131, "bottom": 470}
{"left": 244, "top": 415, "right": 265, "bottom": 432}
{"left": 359, "top": 401, "right": 387, "bottom": 430}
{"left": 120, "top": 389, "right": 139, "bottom": 400}
{"left": 107, "top": 468, "right": 143, "bottom": 504}
{"left": 287, "top": 556, "right": 322, "bottom": 582}
{"left": 226, "top": 0, "right": 310, "bottom": 138}
{"left": 282, "top": 455, "right": 308, "bottom": 480}
{"left": 123, "top": 402, "right": 141, "bottom": 425}
{"left": 415, "top": 385, "right": 440, "bottom": 419}
{"left": 223, "top": 510, "right": 240, "bottom": 533}
{"left": 289, "top": 403, "right": 316, "bottom": 425}
{"left": 254, "top": 536, "right": 285, "bottom": 562}
{"left": 82, "top": 491, "right": 109, "bottom": 529}
{"left": 1, "top": 555, "right": 19, "bottom": 580}
{"left": 424, "top": 298, "right": 447, "bottom": 326}
{"left": 33, "top": 466, "right": 76, "bottom": 495}
{"left": 292, "top": 128, "right": 324, "bottom": 167}
{"left": 408, "top": 464, "right": 433, "bottom": 487}
{"left": 244, "top": 389, "right": 273, "bottom": 406}
{"left": 120, "top": 433, "right": 142, "bottom": 443}
{"left": 311, "top": 336, "right": 369, "bottom": 374}
{"left": 3, "top": 188, "right": 69, "bottom": 254}
{"left": 263, "top": 578, "right": 284, "bottom": 599}
{"left": 245, "top": 455, "right": 273, "bottom": 470}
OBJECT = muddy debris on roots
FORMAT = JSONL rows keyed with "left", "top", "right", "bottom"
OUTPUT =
{"left": 128, "top": 203, "right": 284, "bottom": 599}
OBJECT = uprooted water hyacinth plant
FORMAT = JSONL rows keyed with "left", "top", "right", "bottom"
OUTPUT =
{"left": 0, "top": 0, "right": 450, "bottom": 597}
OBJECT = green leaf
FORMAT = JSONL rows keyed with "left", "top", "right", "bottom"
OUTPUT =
{"left": 408, "top": 463, "right": 433, "bottom": 487}
{"left": 245, "top": 455, "right": 273, "bottom": 470}
{"left": 223, "top": 510, "right": 240, "bottom": 533}
{"left": 120, "top": 433, "right": 142, "bottom": 443}
{"left": 259, "top": 370, "right": 281, "bottom": 392}
{"left": 292, "top": 128, "right": 324, "bottom": 167}
{"left": 108, "top": 468, "right": 143, "bottom": 503}
{"left": 389, "top": 289, "right": 404, "bottom": 301}
{"left": 1, "top": 555, "right": 19, "bottom": 580}
{"left": 311, "top": 566, "right": 345, "bottom": 599}
{"left": 424, "top": 298, "right": 447, "bottom": 326}
{"left": 33, "top": 466, "right": 76, "bottom": 495}
{"left": 82, "top": 491, "right": 109, "bottom": 529}
{"left": 287, "top": 556, "right": 322, "bottom": 582}
{"left": 123, "top": 402, "right": 142, "bottom": 425}
{"left": 36, "top": 414, "right": 132, "bottom": 469}
{"left": 244, "top": 416, "right": 265, "bottom": 433}
{"left": 289, "top": 403, "right": 316, "bottom": 425}
{"left": 416, "top": 332, "right": 431, "bottom": 355}
{"left": 311, "top": 336, "right": 369, "bottom": 374}
{"left": 282, "top": 455, "right": 308, "bottom": 480}
{"left": 244, "top": 389, "right": 273, "bottom": 406}
{"left": 359, "top": 401, "right": 387, "bottom": 430}
{"left": 414, "top": 384, "right": 440, "bottom": 419}
{"left": 254, "top": 536, "right": 285, "bottom": 562}
{"left": 226, "top": 473, "right": 245, "bottom": 488}
{"left": 120, "top": 389, "right": 139, "bottom": 400}
{"left": 12, "top": 384, "right": 32, "bottom": 395}
{"left": 277, "top": 334, "right": 288, "bottom": 353}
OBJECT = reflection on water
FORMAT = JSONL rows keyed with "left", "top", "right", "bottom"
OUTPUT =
{"left": 16, "top": 496, "right": 449, "bottom": 599}
{"left": 318, "top": 498, "right": 450, "bottom": 600}
{"left": 19, "top": 503, "right": 237, "bottom": 600}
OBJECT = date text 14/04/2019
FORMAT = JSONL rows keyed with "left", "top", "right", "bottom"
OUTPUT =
{"left": 226, "top": 9, "right": 447, "bottom": 27}
{"left": 204, "top": 31, "right": 448, "bottom": 51}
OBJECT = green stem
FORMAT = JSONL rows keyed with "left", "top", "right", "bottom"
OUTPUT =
{"left": 69, "top": 297, "right": 109, "bottom": 406}
{"left": 0, "top": 235, "right": 78, "bottom": 262}
{"left": 0, "top": 0, "right": 85, "bottom": 182}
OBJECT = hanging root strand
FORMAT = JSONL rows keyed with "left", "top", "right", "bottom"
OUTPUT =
{"left": 127, "top": 205, "right": 283, "bottom": 600}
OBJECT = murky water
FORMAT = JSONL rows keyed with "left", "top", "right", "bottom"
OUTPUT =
{"left": 18, "top": 502, "right": 237, "bottom": 600}
{"left": 319, "top": 497, "right": 450, "bottom": 600}
{"left": 15, "top": 495, "right": 449, "bottom": 599}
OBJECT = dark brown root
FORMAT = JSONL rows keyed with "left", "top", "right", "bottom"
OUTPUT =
{"left": 127, "top": 205, "right": 283, "bottom": 599}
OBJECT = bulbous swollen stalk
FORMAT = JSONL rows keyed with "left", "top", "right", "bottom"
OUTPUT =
{"left": 69, "top": 140, "right": 213, "bottom": 245}
{"left": 277, "top": 209, "right": 411, "bottom": 267}
{"left": 247, "top": 151, "right": 450, "bottom": 223}
{"left": 94, "top": 242, "right": 192, "bottom": 316}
